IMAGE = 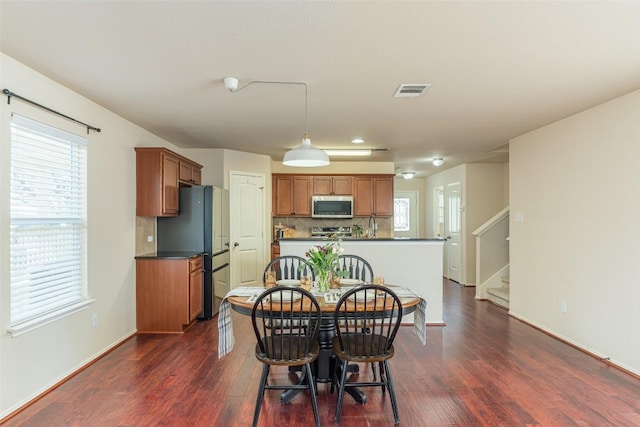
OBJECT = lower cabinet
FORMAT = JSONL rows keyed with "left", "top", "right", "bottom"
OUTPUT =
{"left": 136, "top": 256, "right": 203, "bottom": 333}
{"left": 189, "top": 257, "right": 203, "bottom": 322}
{"left": 271, "top": 243, "right": 280, "bottom": 260}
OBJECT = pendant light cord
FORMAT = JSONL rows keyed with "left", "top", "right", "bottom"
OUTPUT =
{"left": 230, "top": 80, "right": 308, "bottom": 135}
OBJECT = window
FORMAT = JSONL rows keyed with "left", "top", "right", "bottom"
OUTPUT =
{"left": 9, "top": 114, "right": 90, "bottom": 335}
{"left": 394, "top": 197, "right": 410, "bottom": 232}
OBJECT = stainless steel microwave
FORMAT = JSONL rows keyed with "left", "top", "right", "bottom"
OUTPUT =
{"left": 311, "top": 195, "right": 354, "bottom": 219}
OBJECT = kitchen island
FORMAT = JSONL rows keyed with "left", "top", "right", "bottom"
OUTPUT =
{"left": 279, "top": 238, "right": 445, "bottom": 325}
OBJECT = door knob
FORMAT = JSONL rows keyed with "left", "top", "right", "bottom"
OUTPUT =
{"left": 233, "top": 242, "right": 240, "bottom": 247}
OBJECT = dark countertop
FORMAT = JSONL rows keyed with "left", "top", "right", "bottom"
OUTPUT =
{"left": 278, "top": 237, "right": 445, "bottom": 242}
{"left": 135, "top": 251, "right": 203, "bottom": 259}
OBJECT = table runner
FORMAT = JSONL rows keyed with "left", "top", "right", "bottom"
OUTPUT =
{"left": 218, "top": 286, "right": 426, "bottom": 358}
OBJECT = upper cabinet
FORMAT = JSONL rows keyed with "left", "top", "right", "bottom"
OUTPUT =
{"left": 135, "top": 147, "right": 203, "bottom": 217}
{"left": 179, "top": 160, "right": 202, "bottom": 185}
{"left": 353, "top": 176, "right": 394, "bottom": 217}
{"left": 272, "top": 175, "right": 312, "bottom": 216}
{"left": 273, "top": 173, "right": 393, "bottom": 218}
{"left": 312, "top": 176, "right": 353, "bottom": 196}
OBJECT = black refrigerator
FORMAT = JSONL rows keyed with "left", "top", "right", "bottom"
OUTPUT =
{"left": 157, "top": 185, "right": 230, "bottom": 319}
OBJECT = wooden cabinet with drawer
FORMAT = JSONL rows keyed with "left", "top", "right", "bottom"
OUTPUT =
{"left": 136, "top": 255, "right": 203, "bottom": 333}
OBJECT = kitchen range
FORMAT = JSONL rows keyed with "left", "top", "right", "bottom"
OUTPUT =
{"left": 310, "top": 226, "right": 352, "bottom": 239}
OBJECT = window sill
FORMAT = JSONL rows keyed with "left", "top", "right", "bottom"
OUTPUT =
{"left": 7, "top": 299, "right": 96, "bottom": 337}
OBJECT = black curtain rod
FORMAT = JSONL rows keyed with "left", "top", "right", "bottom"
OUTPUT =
{"left": 2, "top": 88, "right": 101, "bottom": 134}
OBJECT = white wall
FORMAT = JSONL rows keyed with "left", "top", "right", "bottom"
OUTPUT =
{"left": 509, "top": 89, "right": 640, "bottom": 375}
{"left": 0, "top": 54, "right": 185, "bottom": 417}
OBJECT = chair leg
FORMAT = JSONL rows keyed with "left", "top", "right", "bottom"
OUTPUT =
{"left": 305, "top": 363, "right": 320, "bottom": 427}
{"left": 333, "top": 359, "right": 349, "bottom": 424}
{"left": 253, "top": 364, "right": 270, "bottom": 427}
{"left": 379, "top": 361, "right": 386, "bottom": 393}
{"left": 383, "top": 360, "right": 400, "bottom": 424}
{"left": 371, "top": 362, "right": 377, "bottom": 381}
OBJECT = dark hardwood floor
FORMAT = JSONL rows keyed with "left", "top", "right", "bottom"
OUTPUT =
{"left": 3, "top": 280, "right": 639, "bottom": 426}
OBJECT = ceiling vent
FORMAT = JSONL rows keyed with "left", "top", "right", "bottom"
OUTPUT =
{"left": 393, "top": 83, "right": 431, "bottom": 98}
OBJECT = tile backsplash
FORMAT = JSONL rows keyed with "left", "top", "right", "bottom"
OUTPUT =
{"left": 136, "top": 216, "right": 156, "bottom": 256}
{"left": 272, "top": 216, "right": 392, "bottom": 240}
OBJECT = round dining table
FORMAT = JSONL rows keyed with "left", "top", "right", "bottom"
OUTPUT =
{"left": 226, "top": 286, "right": 421, "bottom": 404}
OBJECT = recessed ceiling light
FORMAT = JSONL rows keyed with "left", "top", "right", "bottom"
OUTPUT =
{"left": 351, "top": 138, "right": 365, "bottom": 144}
{"left": 324, "top": 149, "right": 372, "bottom": 157}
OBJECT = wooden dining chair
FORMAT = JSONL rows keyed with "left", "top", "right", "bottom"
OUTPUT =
{"left": 263, "top": 255, "right": 314, "bottom": 282}
{"left": 337, "top": 254, "right": 379, "bottom": 379}
{"left": 332, "top": 285, "right": 403, "bottom": 424}
{"left": 251, "top": 286, "right": 322, "bottom": 427}
{"left": 338, "top": 254, "right": 374, "bottom": 283}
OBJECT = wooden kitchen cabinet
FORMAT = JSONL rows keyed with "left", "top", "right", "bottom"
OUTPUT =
{"left": 135, "top": 147, "right": 203, "bottom": 217}
{"left": 136, "top": 256, "right": 203, "bottom": 333}
{"left": 189, "top": 256, "right": 204, "bottom": 322}
{"left": 179, "top": 160, "right": 202, "bottom": 185}
{"left": 353, "top": 175, "right": 394, "bottom": 216}
{"left": 312, "top": 176, "right": 353, "bottom": 195}
{"left": 272, "top": 175, "right": 312, "bottom": 216}
{"left": 271, "top": 243, "right": 280, "bottom": 260}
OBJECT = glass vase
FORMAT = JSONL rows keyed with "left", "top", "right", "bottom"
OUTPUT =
{"left": 316, "top": 270, "right": 331, "bottom": 294}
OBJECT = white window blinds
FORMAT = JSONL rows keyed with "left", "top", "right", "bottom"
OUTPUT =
{"left": 9, "top": 114, "right": 88, "bottom": 329}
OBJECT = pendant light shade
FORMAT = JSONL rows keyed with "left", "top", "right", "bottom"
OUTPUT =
{"left": 283, "top": 135, "right": 329, "bottom": 167}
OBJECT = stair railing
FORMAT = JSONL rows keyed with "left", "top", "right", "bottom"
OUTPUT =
{"left": 472, "top": 207, "right": 509, "bottom": 300}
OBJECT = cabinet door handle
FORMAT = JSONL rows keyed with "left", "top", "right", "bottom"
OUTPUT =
{"left": 233, "top": 242, "right": 240, "bottom": 247}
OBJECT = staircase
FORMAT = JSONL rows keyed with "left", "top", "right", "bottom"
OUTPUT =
{"left": 473, "top": 207, "right": 510, "bottom": 309}
{"left": 486, "top": 276, "right": 510, "bottom": 309}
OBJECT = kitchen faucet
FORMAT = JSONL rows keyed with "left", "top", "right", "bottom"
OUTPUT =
{"left": 368, "top": 214, "right": 377, "bottom": 238}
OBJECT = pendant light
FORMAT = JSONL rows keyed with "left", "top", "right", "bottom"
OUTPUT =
{"left": 224, "top": 77, "right": 329, "bottom": 167}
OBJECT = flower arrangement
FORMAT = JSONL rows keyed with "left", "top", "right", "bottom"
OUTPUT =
{"left": 303, "top": 241, "right": 348, "bottom": 292}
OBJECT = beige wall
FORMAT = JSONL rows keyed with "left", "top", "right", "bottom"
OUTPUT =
{"left": 509, "top": 89, "right": 640, "bottom": 375}
{"left": 0, "top": 53, "right": 187, "bottom": 416}
{"left": 181, "top": 148, "right": 225, "bottom": 188}
{"left": 425, "top": 163, "right": 505, "bottom": 285}
{"left": 271, "top": 160, "right": 395, "bottom": 174}
{"left": 465, "top": 164, "right": 508, "bottom": 285}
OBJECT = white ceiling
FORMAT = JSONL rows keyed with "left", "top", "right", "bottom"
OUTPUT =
{"left": 2, "top": 1, "right": 639, "bottom": 177}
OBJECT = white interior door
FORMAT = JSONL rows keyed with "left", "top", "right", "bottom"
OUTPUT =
{"left": 445, "top": 182, "right": 462, "bottom": 283}
{"left": 393, "top": 191, "right": 419, "bottom": 238}
{"left": 230, "top": 172, "right": 265, "bottom": 289}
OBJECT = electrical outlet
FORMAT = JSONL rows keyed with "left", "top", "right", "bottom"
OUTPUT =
{"left": 561, "top": 301, "right": 567, "bottom": 313}
{"left": 92, "top": 313, "right": 98, "bottom": 327}
{"left": 147, "top": 235, "right": 153, "bottom": 242}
